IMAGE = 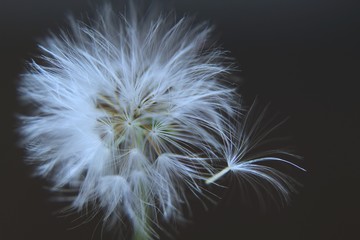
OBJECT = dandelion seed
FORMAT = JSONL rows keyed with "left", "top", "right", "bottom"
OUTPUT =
{"left": 18, "top": 2, "right": 303, "bottom": 239}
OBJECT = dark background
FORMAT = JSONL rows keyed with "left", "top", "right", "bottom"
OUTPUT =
{"left": 1, "top": 0, "right": 359, "bottom": 239}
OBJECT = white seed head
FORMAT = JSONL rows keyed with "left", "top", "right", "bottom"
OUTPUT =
{"left": 18, "top": 2, "right": 302, "bottom": 239}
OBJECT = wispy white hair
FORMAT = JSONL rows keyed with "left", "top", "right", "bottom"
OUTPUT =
{"left": 18, "top": 2, "right": 303, "bottom": 239}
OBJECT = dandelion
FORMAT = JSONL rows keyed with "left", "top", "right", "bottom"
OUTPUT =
{"left": 18, "top": 2, "right": 303, "bottom": 239}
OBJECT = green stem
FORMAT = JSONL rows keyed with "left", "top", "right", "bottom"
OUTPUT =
{"left": 132, "top": 177, "right": 151, "bottom": 240}
{"left": 132, "top": 225, "right": 149, "bottom": 240}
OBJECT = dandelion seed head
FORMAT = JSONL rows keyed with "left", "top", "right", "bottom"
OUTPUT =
{"left": 18, "top": 2, "right": 303, "bottom": 239}
{"left": 18, "top": 2, "right": 235, "bottom": 237}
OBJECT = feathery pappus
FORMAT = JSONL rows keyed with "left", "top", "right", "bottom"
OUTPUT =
{"left": 18, "top": 2, "right": 303, "bottom": 239}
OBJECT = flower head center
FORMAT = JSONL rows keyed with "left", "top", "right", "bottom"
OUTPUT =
{"left": 95, "top": 91, "right": 173, "bottom": 160}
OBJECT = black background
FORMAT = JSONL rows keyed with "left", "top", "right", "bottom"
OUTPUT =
{"left": 1, "top": 0, "right": 359, "bottom": 239}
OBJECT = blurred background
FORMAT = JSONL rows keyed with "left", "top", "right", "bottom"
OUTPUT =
{"left": 1, "top": 0, "right": 359, "bottom": 239}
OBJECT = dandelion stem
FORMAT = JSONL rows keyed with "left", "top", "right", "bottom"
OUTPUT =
{"left": 132, "top": 226, "right": 148, "bottom": 240}
{"left": 132, "top": 152, "right": 151, "bottom": 240}
{"left": 206, "top": 166, "right": 231, "bottom": 184}
{"left": 132, "top": 194, "right": 151, "bottom": 240}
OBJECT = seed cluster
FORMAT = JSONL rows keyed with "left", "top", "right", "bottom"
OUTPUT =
{"left": 96, "top": 91, "right": 174, "bottom": 162}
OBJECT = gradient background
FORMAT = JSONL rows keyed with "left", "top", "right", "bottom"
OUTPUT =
{"left": 1, "top": 0, "right": 359, "bottom": 239}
